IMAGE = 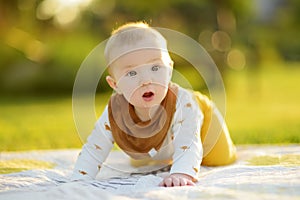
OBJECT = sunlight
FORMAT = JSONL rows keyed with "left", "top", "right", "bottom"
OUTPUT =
{"left": 5, "top": 28, "right": 47, "bottom": 62}
{"left": 36, "top": 0, "right": 93, "bottom": 27}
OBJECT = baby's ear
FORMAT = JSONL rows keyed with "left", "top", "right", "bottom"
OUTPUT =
{"left": 106, "top": 76, "right": 122, "bottom": 94}
{"left": 168, "top": 60, "right": 174, "bottom": 80}
{"left": 169, "top": 59, "right": 174, "bottom": 67}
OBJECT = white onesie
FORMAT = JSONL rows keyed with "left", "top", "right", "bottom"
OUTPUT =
{"left": 71, "top": 85, "right": 204, "bottom": 181}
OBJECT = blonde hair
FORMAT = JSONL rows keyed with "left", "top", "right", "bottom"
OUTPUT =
{"left": 104, "top": 22, "right": 169, "bottom": 67}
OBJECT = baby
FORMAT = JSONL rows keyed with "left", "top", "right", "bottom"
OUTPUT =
{"left": 71, "top": 22, "right": 236, "bottom": 187}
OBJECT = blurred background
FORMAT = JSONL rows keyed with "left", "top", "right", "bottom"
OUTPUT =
{"left": 1, "top": 0, "right": 299, "bottom": 151}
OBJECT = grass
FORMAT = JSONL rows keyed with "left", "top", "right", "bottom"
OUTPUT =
{"left": 0, "top": 62, "right": 299, "bottom": 151}
{"left": 247, "top": 154, "right": 300, "bottom": 166}
{"left": 225, "top": 63, "right": 300, "bottom": 144}
{"left": 0, "top": 96, "right": 82, "bottom": 151}
{"left": 0, "top": 159, "right": 55, "bottom": 174}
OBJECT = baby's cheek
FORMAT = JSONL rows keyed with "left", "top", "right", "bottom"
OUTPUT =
{"left": 152, "top": 70, "right": 171, "bottom": 85}
{"left": 123, "top": 87, "right": 141, "bottom": 103}
{"left": 119, "top": 80, "right": 139, "bottom": 95}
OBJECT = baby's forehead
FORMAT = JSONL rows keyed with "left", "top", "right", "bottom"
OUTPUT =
{"left": 114, "top": 48, "right": 167, "bottom": 65}
{"left": 106, "top": 33, "right": 168, "bottom": 63}
{"left": 109, "top": 45, "right": 168, "bottom": 64}
{"left": 114, "top": 38, "right": 166, "bottom": 54}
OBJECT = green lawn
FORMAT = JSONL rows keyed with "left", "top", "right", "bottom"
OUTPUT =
{"left": 225, "top": 63, "right": 300, "bottom": 144}
{"left": 0, "top": 96, "right": 81, "bottom": 151}
{"left": 0, "top": 63, "right": 299, "bottom": 151}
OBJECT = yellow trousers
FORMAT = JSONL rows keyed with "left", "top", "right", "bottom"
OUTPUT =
{"left": 194, "top": 91, "right": 236, "bottom": 166}
{"left": 131, "top": 92, "right": 237, "bottom": 167}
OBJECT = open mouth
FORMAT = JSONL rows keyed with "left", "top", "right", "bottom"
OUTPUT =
{"left": 142, "top": 91, "right": 154, "bottom": 101}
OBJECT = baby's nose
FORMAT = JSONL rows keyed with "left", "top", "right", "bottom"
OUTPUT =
{"left": 141, "top": 78, "right": 152, "bottom": 86}
{"left": 139, "top": 72, "right": 152, "bottom": 86}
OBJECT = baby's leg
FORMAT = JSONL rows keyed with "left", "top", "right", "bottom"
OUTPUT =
{"left": 201, "top": 106, "right": 237, "bottom": 166}
{"left": 194, "top": 91, "right": 236, "bottom": 166}
{"left": 201, "top": 128, "right": 237, "bottom": 166}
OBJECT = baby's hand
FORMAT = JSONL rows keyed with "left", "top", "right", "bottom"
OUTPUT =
{"left": 159, "top": 173, "right": 196, "bottom": 187}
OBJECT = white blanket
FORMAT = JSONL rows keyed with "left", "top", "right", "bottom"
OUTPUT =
{"left": 0, "top": 145, "right": 299, "bottom": 200}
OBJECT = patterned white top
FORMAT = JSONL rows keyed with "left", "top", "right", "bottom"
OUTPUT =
{"left": 71, "top": 86, "right": 204, "bottom": 181}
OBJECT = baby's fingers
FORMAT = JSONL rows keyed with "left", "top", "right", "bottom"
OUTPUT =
{"left": 185, "top": 179, "right": 196, "bottom": 186}
{"left": 159, "top": 177, "right": 195, "bottom": 187}
{"left": 159, "top": 177, "right": 173, "bottom": 187}
{"left": 179, "top": 177, "right": 187, "bottom": 186}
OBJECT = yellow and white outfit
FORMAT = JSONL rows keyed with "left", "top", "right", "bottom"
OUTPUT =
{"left": 71, "top": 84, "right": 236, "bottom": 181}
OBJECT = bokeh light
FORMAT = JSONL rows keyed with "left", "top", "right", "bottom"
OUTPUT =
{"left": 211, "top": 31, "right": 231, "bottom": 52}
{"left": 198, "top": 30, "right": 214, "bottom": 52}
{"left": 227, "top": 49, "right": 246, "bottom": 71}
{"left": 216, "top": 8, "right": 236, "bottom": 33}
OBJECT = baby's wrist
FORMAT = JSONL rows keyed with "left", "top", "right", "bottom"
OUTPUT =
{"left": 170, "top": 173, "right": 195, "bottom": 182}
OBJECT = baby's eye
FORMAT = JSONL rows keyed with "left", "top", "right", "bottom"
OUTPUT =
{"left": 126, "top": 70, "right": 137, "bottom": 77}
{"left": 151, "top": 65, "right": 160, "bottom": 71}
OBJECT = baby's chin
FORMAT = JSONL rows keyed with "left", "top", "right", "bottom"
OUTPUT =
{"left": 129, "top": 96, "right": 163, "bottom": 109}
{"left": 130, "top": 100, "right": 160, "bottom": 109}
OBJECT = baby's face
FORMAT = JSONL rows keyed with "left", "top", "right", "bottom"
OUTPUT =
{"left": 108, "top": 48, "right": 173, "bottom": 108}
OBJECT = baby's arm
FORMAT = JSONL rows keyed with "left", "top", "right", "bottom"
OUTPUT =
{"left": 71, "top": 106, "right": 114, "bottom": 181}
{"left": 160, "top": 89, "right": 203, "bottom": 187}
